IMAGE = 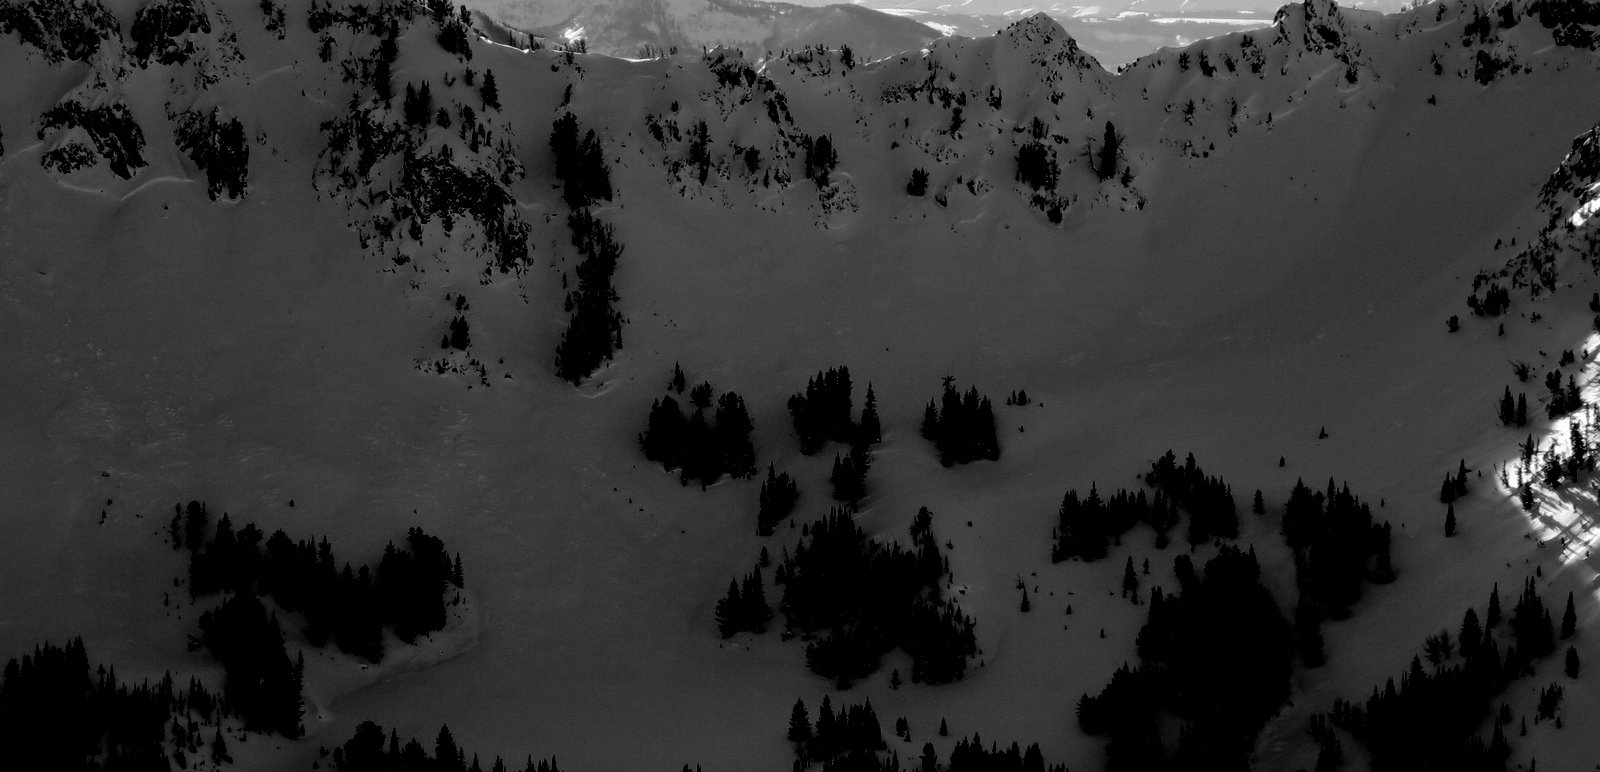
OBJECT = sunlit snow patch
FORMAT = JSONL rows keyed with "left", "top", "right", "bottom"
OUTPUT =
{"left": 562, "top": 25, "right": 585, "bottom": 43}
{"left": 1499, "top": 332, "right": 1600, "bottom": 571}
{"left": 1567, "top": 182, "right": 1600, "bottom": 229}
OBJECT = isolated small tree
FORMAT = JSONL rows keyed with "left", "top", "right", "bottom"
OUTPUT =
{"left": 907, "top": 167, "right": 929, "bottom": 196}
{"left": 1097, "top": 121, "right": 1120, "bottom": 181}
{"left": 1567, "top": 646, "right": 1581, "bottom": 678}
{"left": 1562, "top": 592, "right": 1577, "bottom": 639}
{"left": 1444, "top": 504, "right": 1457, "bottom": 537}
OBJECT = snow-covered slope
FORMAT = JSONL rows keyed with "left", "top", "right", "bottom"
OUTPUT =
{"left": 3, "top": 0, "right": 1600, "bottom": 770}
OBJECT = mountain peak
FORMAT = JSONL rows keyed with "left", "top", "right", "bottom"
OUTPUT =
{"left": 995, "top": 11, "right": 1104, "bottom": 79}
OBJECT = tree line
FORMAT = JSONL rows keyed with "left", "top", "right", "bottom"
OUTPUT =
{"left": 0, "top": 637, "right": 234, "bottom": 770}
{"left": 328, "top": 720, "right": 563, "bottom": 772}
{"left": 1317, "top": 577, "right": 1576, "bottom": 771}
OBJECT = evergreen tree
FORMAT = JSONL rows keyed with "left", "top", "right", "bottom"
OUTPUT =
{"left": 715, "top": 580, "right": 742, "bottom": 639}
{"left": 1487, "top": 584, "right": 1503, "bottom": 629}
{"left": 1561, "top": 591, "right": 1577, "bottom": 639}
{"left": 1445, "top": 504, "right": 1457, "bottom": 537}
{"left": 1097, "top": 121, "right": 1121, "bottom": 181}
{"left": 757, "top": 465, "right": 800, "bottom": 535}
{"left": 480, "top": 69, "right": 500, "bottom": 110}
{"left": 714, "top": 391, "right": 757, "bottom": 479}
{"left": 858, "top": 384, "right": 882, "bottom": 446}
{"left": 907, "top": 167, "right": 929, "bottom": 196}
{"left": 788, "top": 699, "right": 812, "bottom": 742}
{"left": 1566, "top": 646, "right": 1581, "bottom": 678}
{"left": 1460, "top": 607, "right": 1482, "bottom": 658}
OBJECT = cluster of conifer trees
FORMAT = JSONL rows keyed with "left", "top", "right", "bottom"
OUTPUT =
{"left": 714, "top": 564, "right": 772, "bottom": 638}
{"left": 1145, "top": 450, "right": 1238, "bottom": 544}
{"left": 1319, "top": 578, "right": 1572, "bottom": 770}
{"left": 0, "top": 638, "right": 232, "bottom": 770}
{"left": 329, "top": 721, "right": 562, "bottom": 772}
{"left": 784, "top": 697, "right": 1063, "bottom": 772}
{"left": 639, "top": 368, "right": 757, "bottom": 486}
{"left": 177, "top": 501, "right": 462, "bottom": 665}
{"left": 1439, "top": 460, "right": 1471, "bottom": 504}
{"left": 1541, "top": 369, "right": 1584, "bottom": 419}
{"left": 554, "top": 209, "right": 624, "bottom": 382}
{"left": 1015, "top": 140, "right": 1059, "bottom": 192}
{"left": 173, "top": 108, "right": 249, "bottom": 200}
{"left": 196, "top": 592, "right": 305, "bottom": 737}
{"left": 941, "top": 735, "right": 1061, "bottom": 772}
{"left": 786, "top": 695, "right": 885, "bottom": 769}
{"left": 920, "top": 382, "right": 999, "bottom": 466}
{"left": 1468, "top": 282, "right": 1512, "bottom": 316}
{"left": 1052, "top": 452, "right": 1237, "bottom": 560}
{"left": 757, "top": 464, "right": 801, "bottom": 535}
{"left": 427, "top": 0, "right": 473, "bottom": 60}
{"left": 1052, "top": 485, "right": 1173, "bottom": 561}
{"left": 551, "top": 113, "right": 622, "bottom": 382}
{"left": 1497, "top": 386, "right": 1530, "bottom": 427}
{"left": 802, "top": 134, "right": 838, "bottom": 187}
{"left": 787, "top": 367, "right": 881, "bottom": 502}
{"left": 1282, "top": 479, "right": 1394, "bottom": 666}
{"left": 789, "top": 367, "right": 877, "bottom": 454}
{"left": 549, "top": 113, "right": 612, "bottom": 209}
{"left": 772, "top": 506, "right": 975, "bottom": 687}
{"left": 1078, "top": 546, "right": 1291, "bottom": 770}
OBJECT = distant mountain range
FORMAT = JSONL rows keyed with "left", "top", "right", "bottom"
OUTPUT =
{"left": 459, "top": 0, "right": 1365, "bottom": 66}
{"left": 461, "top": 0, "right": 943, "bottom": 61}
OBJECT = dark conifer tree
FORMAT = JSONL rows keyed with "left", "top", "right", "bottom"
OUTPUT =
{"left": 907, "top": 167, "right": 929, "bottom": 196}
{"left": 1567, "top": 646, "right": 1581, "bottom": 678}
{"left": 480, "top": 69, "right": 500, "bottom": 110}
{"left": 1445, "top": 504, "right": 1457, "bottom": 537}
{"left": 714, "top": 391, "right": 757, "bottom": 479}
{"left": 788, "top": 699, "right": 812, "bottom": 742}
{"left": 1561, "top": 592, "right": 1577, "bottom": 639}
{"left": 1097, "top": 121, "right": 1121, "bottom": 181}
{"left": 758, "top": 465, "right": 800, "bottom": 535}
{"left": 858, "top": 383, "right": 882, "bottom": 446}
{"left": 715, "top": 580, "right": 743, "bottom": 639}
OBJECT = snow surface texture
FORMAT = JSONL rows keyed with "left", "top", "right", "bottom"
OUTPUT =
{"left": 3, "top": 0, "right": 1600, "bottom": 769}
